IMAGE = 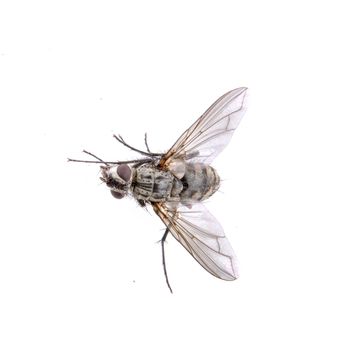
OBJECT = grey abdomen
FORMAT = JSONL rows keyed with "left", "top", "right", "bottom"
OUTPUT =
{"left": 180, "top": 163, "right": 220, "bottom": 202}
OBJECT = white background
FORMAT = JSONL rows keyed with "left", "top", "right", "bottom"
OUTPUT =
{"left": 0, "top": 1, "right": 349, "bottom": 349}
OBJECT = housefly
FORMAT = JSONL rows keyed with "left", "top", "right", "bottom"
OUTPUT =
{"left": 69, "top": 87, "right": 248, "bottom": 292}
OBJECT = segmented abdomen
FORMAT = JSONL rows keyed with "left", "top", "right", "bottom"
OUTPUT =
{"left": 180, "top": 163, "right": 220, "bottom": 202}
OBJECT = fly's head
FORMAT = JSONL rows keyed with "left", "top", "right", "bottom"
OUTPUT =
{"left": 100, "top": 164, "right": 133, "bottom": 199}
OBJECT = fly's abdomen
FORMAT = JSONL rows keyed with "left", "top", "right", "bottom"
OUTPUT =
{"left": 180, "top": 163, "right": 220, "bottom": 202}
{"left": 132, "top": 165, "right": 182, "bottom": 202}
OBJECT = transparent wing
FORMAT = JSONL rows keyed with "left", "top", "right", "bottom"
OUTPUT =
{"left": 153, "top": 202, "right": 238, "bottom": 280}
{"left": 160, "top": 87, "right": 247, "bottom": 168}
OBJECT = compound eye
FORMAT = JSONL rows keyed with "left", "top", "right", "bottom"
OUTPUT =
{"left": 117, "top": 164, "right": 132, "bottom": 182}
{"left": 110, "top": 190, "right": 125, "bottom": 199}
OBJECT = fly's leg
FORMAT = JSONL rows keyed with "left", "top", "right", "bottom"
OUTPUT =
{"left": 137, "top": 199, "right": 146, "bottom": 207}
{"left": 113, "top": 134, "right": 163, "bottom": 157}
{"left": 68, "top": 150, "right": 111, "bottom": 165}
{"left": 68, "top": 152, "right": 154, "bottom": 165}
{"left": 161, "top": 227, "right": 173, "bottom": 293}
{"left": 82, "top": 150, "right": 108, "bottom": 165}
{"left": 144, "top": 133, "right": 151, "bottom": 153}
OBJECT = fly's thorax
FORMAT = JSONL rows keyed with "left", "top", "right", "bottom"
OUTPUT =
{"left": 101, "top": 164, "right": 134, "bottom": 199}
{"left": 132, "top": 164, "right": 183, "bottom": 202}
{"left": 180, "top": 163, "right": 220, "bottom": 202}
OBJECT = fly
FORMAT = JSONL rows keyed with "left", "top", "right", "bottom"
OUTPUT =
{"left": 69, "top": 87, "right": 248, "bottom": 293}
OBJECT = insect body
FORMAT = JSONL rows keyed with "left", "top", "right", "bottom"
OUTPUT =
{"left": 69, "top": 87, "right": 248, "bottom": 292}
{"left": 103, "top": 161, "right": 220, "bottom": 204}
